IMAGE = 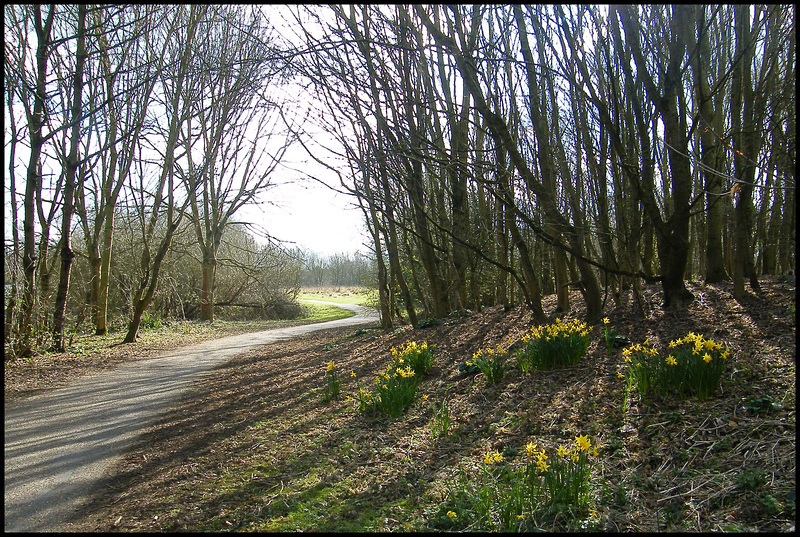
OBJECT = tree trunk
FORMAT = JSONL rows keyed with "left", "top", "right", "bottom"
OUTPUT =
{"left": 199, "top": 250, "right": 217, "bottom": 322}
{"left": 494, "top": 137, "right": 546, "bottom": 322}
{"left": 380, "top": 161, "right": 417, "bottom": 327}
{"left": 51, "top": 4, "right": 87, "bottom": 352}
{"left": 617, "top": 5, "right": 695, "bottom": 309}
{"left": 123, "top": 221, "right": 180, "bottom": 343}
{"left": 95, "top": 204, "right": 115, "bottom": 334}
{"left": 20, "top": 6, "right": 56, "bottom": 356}
{"left": 731, "top": 5, "right": 762, "bottom": 300}
{"left": 361, "top": 189, "right": 393, "bottom": 329}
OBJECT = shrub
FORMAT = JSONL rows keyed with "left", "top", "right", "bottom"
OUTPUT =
{"left": 517, "top": 318, "right": 592, "bottom": 371}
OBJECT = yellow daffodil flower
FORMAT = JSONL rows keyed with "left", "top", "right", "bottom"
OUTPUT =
{"left": 536, "top": 459, "right": 550, "bottom": 472}
{"left": 575, "top": 434, "right": 592, "bottom": 452}
{"left": 484, "top": 450, "right": 504, "bottom": 464}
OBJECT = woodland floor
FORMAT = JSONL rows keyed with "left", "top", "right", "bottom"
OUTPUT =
{"left": 7, "top": 277, "right": 796, "bottom": 532}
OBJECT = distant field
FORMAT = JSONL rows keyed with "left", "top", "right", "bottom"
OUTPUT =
{"left": 296, "top": 301, "right": 355, "bottom": 322}
{"left": 296, "top": 286, "right": 376, "bottom": 306}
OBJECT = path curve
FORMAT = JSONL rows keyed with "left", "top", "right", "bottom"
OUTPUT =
{"left": 4, "top": 303, "right": 379, "bottom": 532}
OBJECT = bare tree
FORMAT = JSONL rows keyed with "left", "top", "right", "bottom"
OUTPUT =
{"left": 181, "top": 5, "right": 294, "bottom": 322}
{"left": 122, "top": 5, "right": 206, "bottom": 343}
{"left": 5, "top": 4, "right": 58, "bottom": 355}
{"left": 74, "top": 5, "right": 174, "bottom": 335}
{"left": 50, "top": 4, "right": 87, "bottom": 351}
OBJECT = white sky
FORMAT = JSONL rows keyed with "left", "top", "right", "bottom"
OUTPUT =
{"left": 242, "top": 174, "right": 369, "bottom": 257}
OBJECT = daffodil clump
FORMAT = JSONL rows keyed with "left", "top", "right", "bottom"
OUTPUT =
{"left": 466, "top": 346, "right": 507, "bottom": 384}
{"left": 322, "top": 360, "right": 340, "bottom": 402}
{"left": 435, "top": 434, "right": 601, "bottom": 531}
{"left": 532, "top": 435, "right": 598, "bottom": 512}
{"left": 349, "top": 341, "right": 434, "bottom": 417}
{"left": 622, "top": 332, "right": 731, "bottom": 401}
{"left": 391, "top": 340, "right": 435, "bottom": 377}
{"left": 517, "top": 318, "right": 592, "bottom": 371}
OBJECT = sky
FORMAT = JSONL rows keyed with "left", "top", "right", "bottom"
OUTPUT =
{"left": 243, "top": 174, "right": 370, "bottom": 257}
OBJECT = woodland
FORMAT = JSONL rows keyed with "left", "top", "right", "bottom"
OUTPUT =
{"left": 3, "top": 5, "right": 795, "bottom": 358}
{"left": 3, "top": 5, "right": 796, "bottom": 532}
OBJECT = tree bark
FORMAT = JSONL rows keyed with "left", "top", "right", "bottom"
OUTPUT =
{"left": 617, "top": 5, "right": 695, "bottom": 308}
{"left": 51, "top": 4, "right": 87, "bottom": 352}
{"left": 20, "top": 6, "right": 56, "bottom": 356}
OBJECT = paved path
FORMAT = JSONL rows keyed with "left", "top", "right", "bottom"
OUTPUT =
{"left": 4, "top": 303, "right": 379, "bottom": 532}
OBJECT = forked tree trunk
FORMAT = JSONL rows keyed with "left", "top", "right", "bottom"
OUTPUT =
{"left": 51, "top": 4, "right": 87, "bottom": 352}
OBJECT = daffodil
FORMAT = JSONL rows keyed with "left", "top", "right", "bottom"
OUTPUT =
{"left": 603, "top": 317, "right": 610, "bottom": 324}
{"left": 617, "top": 371, "right": 625, "bottom": 379}
{"left": 703, "top": 353, "right": 712, "bottom": 363}
{"left": 557, "top": 445, "right": 570, "bottom": 458}
{"left": 665, "top": 355, "right": 677, "bottom": 366}
{"left": 525, "top": 442, "right": 537, "bottom": 458}
{"left": 446, "top": 511, "right": 457, "bottom": 519}
{"left": 484, "top": 450, "right": 504, "bottom": 464}
{"left": 326, "top": 361, "right": 335, "bottom": 371}
{"left": 536, "top": 459, "right": 550, "bottom": 473}
{"left": 575, "top": 434, "right": 592, "bottom": 452}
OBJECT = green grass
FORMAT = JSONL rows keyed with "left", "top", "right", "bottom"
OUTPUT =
{"left": 298, "top": 301, "right": 356, "bottom": 322}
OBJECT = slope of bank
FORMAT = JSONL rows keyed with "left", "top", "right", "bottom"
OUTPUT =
{"left": 66, "top": 277, "right": 794, "bottom": 532}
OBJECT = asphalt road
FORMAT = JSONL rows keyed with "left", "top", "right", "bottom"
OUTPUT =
{"left": 4, "top": 302, "right": 379, "bottom": 532}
